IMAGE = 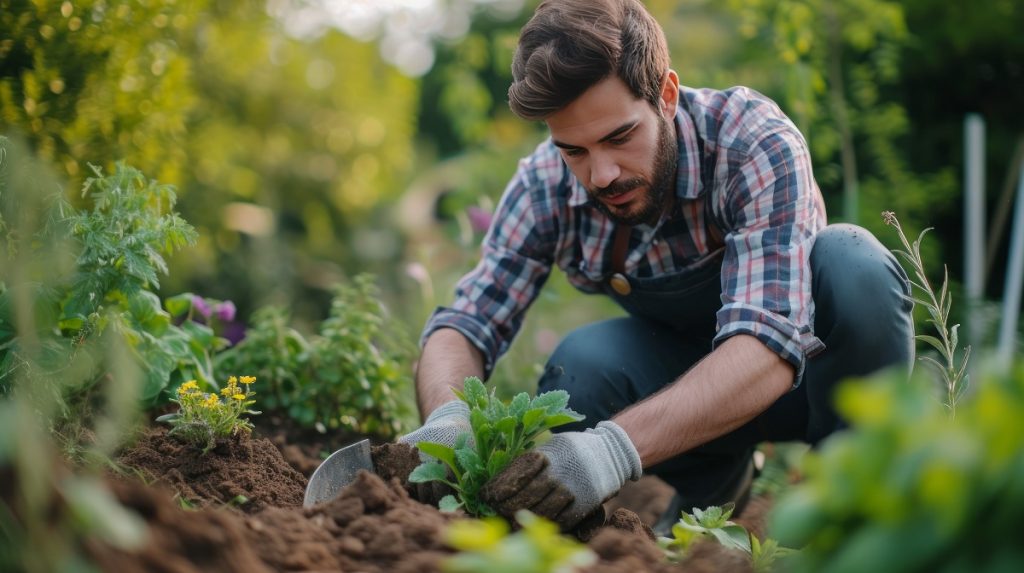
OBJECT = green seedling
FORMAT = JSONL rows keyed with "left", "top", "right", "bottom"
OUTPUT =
{"left": 408, "top": 376, "right": 584, "bottom": 517}
{"left": 882, "top": 211, "right": 971, "bottom": 415}
{"left": 659, "top": 502, "right": 795, "bottom": 572}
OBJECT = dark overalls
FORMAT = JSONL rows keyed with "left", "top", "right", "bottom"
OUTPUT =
{"left": 537, "top": 223, "right": 915, "bottom": 514}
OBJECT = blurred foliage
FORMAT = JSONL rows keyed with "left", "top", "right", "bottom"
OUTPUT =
{"left": 0, "top": 139, "right": 223, "bottom": 453}
{"left": 0, "top": 143, "right": 150, "bottom": 571}
{"left": 1, "top": 0, "right": 419, "bottom": 327}
{"left": 770, "top": 365, "right": 1024, "bottom": 572}
{"left": 3, "top": 0, "right": 1022, "bottom": 391}
{"left": 443, "top": 510, "right": 596, "bottom": 573}
{"left": 215, "top": 273, "right": 415, "bottom": 438}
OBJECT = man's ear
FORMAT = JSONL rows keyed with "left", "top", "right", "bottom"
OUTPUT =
{"left": 659, "top": 70, "right": 680, "bottom": 119}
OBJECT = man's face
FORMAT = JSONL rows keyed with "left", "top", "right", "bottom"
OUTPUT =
{"left": 546, "top": 75, "right": 679, "bottom": 226}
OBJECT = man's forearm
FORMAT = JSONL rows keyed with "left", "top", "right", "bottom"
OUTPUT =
{"left": 415, "top": 327, "right": 486, "bottom": 418}
{"left": 612, "top": 334, "right": 794, "bottom": 467}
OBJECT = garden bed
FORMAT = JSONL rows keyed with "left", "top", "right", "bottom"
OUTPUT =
{"left": 92, "top": 426, "right": 767, "bottom": 572}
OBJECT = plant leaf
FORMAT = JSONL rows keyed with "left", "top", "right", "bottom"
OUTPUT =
{"left": 530, "top": 389, "right": 570, "bottom": 414}
{"left": 456, "top": 446, "right": 484, "bottom": 476}
{"left": 408, "top": 461, "right": 449, "bottom": 484}
{"left": 915, "top": 334, "right": 948, "bottom": 358}
{"left": 416, "top": 441, "right": 457, "bottom": 469}
{"left": 438, "top": 495, "right": 462, "bottom": 512}
{"left": 540, "top": 411, "right": 585, "bottom": 431}
{"left": 509, "top": 392, "right": 529, "bottom": 418}
{"left": 708, "top": 524, "right": 752, "bottom": 553}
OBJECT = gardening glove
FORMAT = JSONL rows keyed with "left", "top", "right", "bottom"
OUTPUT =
{"left": 397, "top": 399, "right": 472, "bottom": 504}
{"left": 481, "top": 421, "right": 642, "bottom": 530}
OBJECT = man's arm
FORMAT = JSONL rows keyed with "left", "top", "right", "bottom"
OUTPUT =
{"left": 613, "top": 334, "right": 792, "bottom": 467}
{"left": 414, "top": 327, "right": 486, "bottom": 418}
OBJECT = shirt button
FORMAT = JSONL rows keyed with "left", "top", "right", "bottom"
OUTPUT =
{"left": 610, "top": 273, "right": 631, "bottom": 296}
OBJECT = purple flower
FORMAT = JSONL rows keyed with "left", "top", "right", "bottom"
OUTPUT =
{"left": 466, "top": 206, "right": 493, "bottom": 234}
{"left": 215, "top": 300, "right": 237, "bottom": 322}
{"left": 191, "top": 295, "right": 212, "bottom": 320}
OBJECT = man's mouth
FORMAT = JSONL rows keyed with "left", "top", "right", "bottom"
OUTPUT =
{"left": 602, "top": 187, "right": 641, "bottom": 206}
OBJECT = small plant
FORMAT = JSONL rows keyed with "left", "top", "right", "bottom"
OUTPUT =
{"left": 156, "top": 375, "right": 260, "bottom": 453}
{"left": 659, "top": 503, "right": 795, "bottom": 572}
{"left": 882, "top": 211, "right": 971, "bottom": 414}
{"left": 443, "top": 510, "right": 596, "bottom": 573}
{"left": 408, "top": 377, "right": 584, "bottom": 517}
{"left": 214, "top": 274, "right": 414, "bottom": 438}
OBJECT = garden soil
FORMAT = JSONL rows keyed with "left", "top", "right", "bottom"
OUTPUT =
{"left": 100, "top": 428, "right": 762, "bottom": 572}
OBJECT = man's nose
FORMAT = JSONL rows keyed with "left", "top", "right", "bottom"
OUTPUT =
{"left": 589, "top": 153, "right": 621, "bottom": 190}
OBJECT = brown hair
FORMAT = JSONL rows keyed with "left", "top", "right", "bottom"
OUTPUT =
{"left": 508, "top": 0, "right": 670, "bottom": 120}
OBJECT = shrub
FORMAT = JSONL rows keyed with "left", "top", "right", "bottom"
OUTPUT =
{"left": 214, "top": 274, "right": 414, "bottom": 438}
{"left": 0, "top": 139, "right": 221, "bottom": 447}
{"left": 769, "top": 367, "right": 1024, "bottom": 572}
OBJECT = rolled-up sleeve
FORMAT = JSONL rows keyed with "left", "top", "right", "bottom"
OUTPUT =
{"left": 421, "top": 160, "right": 557, "bottom": 378}
{"left": 713, "top": 128, "right": 825, "bottom": 387}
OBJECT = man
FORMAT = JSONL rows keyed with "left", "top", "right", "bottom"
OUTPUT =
{"left": 401, "top": 0, "right": 914, "bottom": 533}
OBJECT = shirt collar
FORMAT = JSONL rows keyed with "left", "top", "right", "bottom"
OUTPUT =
{"left": 565, "top": 91, "right": 703, "bottom": 209}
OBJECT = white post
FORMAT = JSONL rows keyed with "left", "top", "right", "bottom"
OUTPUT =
{"left": 997, "top": 164, "right": 1024, "bottom": 372}
{"left": 964, "top": 114, "right": 986, "bottom": 350}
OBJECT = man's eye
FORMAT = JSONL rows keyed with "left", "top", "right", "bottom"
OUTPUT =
{"left": 564, "top": 148, "right": 585, "bottom": 157}
{"left": 608, "top": 136, "right": 631, "bottom": 146}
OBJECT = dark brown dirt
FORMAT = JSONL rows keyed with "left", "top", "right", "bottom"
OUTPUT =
{"left": 254, "top": 414, "right": 372, "bottom": 477}
{"left": 96, "top": 427, "right": 769, "bottom": 572}
{"left": 117, "top": 426, "right": 306, "bottom": 513}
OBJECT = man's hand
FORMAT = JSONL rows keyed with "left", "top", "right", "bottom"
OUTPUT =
{"left": 481, "top": 421, "right": 642, "bottom": 530}
{"left": 397, "top": 399, "right": 472, "bottom": 504}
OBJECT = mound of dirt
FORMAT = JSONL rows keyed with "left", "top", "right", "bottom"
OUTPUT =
{"left": 102, "top": 433, "right": 764, "bottom": 572}
{"left": 117, "top": 426, "right": 306, "bottom": 513}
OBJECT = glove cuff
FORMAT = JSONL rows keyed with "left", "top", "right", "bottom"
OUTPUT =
{"left": 424, "top": 399, "right": 471, "bottom": 424}
{"left": 595, "top": 421, "right": 643, "bottom": 483}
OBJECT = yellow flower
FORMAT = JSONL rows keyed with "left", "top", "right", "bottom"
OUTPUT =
{"left": 232, "top": 393, "right": 246, "bottom": 401}
{"left": 221, "top": 387, "right": 232, "bottom": 397}
{"left": 178, "top": 380, "right": 199, "bottom": 394}
{"left": 204, "top": 394, "right": 219, "bottom": 407}
{"left": 239, "top": 376, "right": 256, "bottom": 385}
{"left": 228, "top": 376, "right": 238, "bottom": 385}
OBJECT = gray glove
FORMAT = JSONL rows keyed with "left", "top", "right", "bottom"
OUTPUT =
{"left": 397, "top": 399, "right": 472, "bottom": 504}
{"left": 397, "top": 399, "right": 472, "bottom": 455}
{"left": 482, "top": 421, "right": 642, "bottom": 530}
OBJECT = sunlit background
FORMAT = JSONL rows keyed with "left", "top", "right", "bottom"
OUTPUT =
{"left": 2, "top": 0, "right": 1022, "bottom": 390}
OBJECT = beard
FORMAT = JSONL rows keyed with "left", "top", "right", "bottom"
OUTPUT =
{"left": 589, "top": 116, "right": 678, "bottom": 226}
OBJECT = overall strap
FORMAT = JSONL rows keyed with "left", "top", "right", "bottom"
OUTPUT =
{"left": 611, "top": 224, "right": 631, "bottom": 274}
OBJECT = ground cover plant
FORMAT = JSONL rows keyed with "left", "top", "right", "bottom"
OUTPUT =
{"left": 408, "top": 376, "right": 584, "bottom": 516}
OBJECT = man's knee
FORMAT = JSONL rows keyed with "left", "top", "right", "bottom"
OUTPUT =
{"left": 811, "top": 224, "right": 913, "bottom": 340}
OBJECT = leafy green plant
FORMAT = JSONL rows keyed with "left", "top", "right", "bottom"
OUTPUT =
{"left": 882, "top": 211, "right": 970, "bottom": 414}
{"left": 659, "top": 503, "right": 795, "bottom": 572}
{"left": 408, "top": 377, "right": 584, "bottom": 517}
{"left": 770, "top": 366, "right": 1024, "bottom": 572}
{"left": 0, "top": 140, "right": 224, "bottom": 447}
{"left": 214, "top": 274, "right": 414, "bottom": 437}
{"left": 156, "top": 375, "right": 260, "bottom": 454}
{"left": 443, "top": 510, "right": 596, "bottom": 573}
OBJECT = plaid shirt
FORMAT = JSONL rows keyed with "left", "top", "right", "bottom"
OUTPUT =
{"left": 424, "top": 86, "right": 827, "bottom": 384}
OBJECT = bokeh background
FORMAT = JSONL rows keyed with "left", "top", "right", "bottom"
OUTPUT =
{"left": 3, "top": 0, "right": 1023, "bottom": 395}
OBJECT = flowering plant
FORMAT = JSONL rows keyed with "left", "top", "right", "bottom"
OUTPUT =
{"left": 156, "top": 375, "right": 261, "bottom": 453}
